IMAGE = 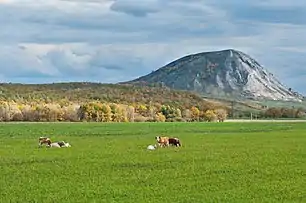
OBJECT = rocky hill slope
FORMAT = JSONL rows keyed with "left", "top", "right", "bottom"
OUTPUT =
{"left": 125, "top": 49, "right": 303, "bottom": 102}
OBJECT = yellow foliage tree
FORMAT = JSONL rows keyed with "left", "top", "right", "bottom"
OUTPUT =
{"left": 126, "top": 106, "right": 135, "bottom": 122}
{"left": 174, "top": 108, "right": 182, "bottom": 118}
{"left": 204, "top": 110, "right": 217, "bottom": 122}
{"left": 112, "top": 104, "right": 128, "bottom": 122}
{"left": 101, "top": 104, "right": 112, "bottom": 122}
{"left": 0, "top": 101, "right": 9, "bottom": 121}
{"left": 154, "top": 112, "right": 166, "bottom": 122}
{"left": 9, "top": 103, "right": 23, "bottom": 121}
{"left": 136, "top": 104, "right": 148, "bottom": 116}
{"left": 190, "top": 106, "right": 200, "bottom": 121}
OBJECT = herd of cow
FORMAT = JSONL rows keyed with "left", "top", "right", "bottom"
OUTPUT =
{"left": 38, "top": 135, "right": 181, "bottom": 149}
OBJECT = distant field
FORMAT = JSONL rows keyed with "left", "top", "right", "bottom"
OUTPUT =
{"left": 0, "top": 122, "right": 305, "bottom": 203}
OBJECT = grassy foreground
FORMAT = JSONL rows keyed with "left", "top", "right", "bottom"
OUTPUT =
{"left": 0, "top": 122, "right": 305, "bottom": 203}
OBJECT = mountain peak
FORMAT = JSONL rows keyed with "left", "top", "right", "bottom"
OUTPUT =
{"left": 125, "top": 49, "right": 303, "bottom": 102}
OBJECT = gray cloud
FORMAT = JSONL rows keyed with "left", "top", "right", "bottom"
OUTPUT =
{"left": 0, "top": 0, "right": 229, "bottom": 44}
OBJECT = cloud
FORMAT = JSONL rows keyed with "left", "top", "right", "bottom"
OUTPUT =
{"left": 0, "top": 1, "right": 305, "bottom": 95}
{"left": 207, "top": 1, "right": 306, "bottom": 25}
{"left": 110, "top": 0, "right": 160, "bottom": 17}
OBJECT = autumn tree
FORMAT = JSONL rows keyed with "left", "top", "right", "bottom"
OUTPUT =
{"left": 126, "top": 105, "right": 135, "bottom": 122}
{"left": 111, "top": 104, "right": 128, "bottom": 122}
{"left": 20, "top": 104, "right": 33, "bottom": 121}
{"left": 101, "top": 103, "right": 112, "bottom": 122}
{"left": 7, "top": 102, "right": 23, "bottom": 121}
{"left": 190, "top": 106, "right": 200, "bottom": 121}
{"left": 214, "top": 108, "right": 228, "bottom": 122}
{"left": 203, "top": 110, "right": 217, "bottom": 122}
{"left": 182, "top": 109, "right": 191, "bottom": 121}
{"left": 154, "top": 112, "right": 166, "bottom": 122}
{"left": 135, "top": 104, "right": 148, "bottom": 116}
{"left": 0, "top": 101, "right": 11, "bottom": 121}
{"left": 62, "top": 104, "right": 80, "bottom": 121}
{"left": 147, "top": 105, "right": 156, "bottom": 120}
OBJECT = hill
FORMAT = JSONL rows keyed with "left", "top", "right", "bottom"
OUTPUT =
{"left": 0, "top": 82, "right": 234, "bottom": 122}
{"left": 0, "top": 82, "right": 221, "bottom": 110}
{"left": 124, "top": 49, "right": 303, "bottom": 102}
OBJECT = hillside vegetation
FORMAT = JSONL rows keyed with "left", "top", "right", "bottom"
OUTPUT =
{"left": 0, "top": 82, "right": 227, "bottom": 122}
{"left": 0, "top": 82, "right": 304, "bottom": 122}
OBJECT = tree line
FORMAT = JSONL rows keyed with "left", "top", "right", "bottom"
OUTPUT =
{"left": 262, "top": 107, "right": 305, "bottom": 119}
{"left": 232, "top": 107, "right": 306, "bottom": 119}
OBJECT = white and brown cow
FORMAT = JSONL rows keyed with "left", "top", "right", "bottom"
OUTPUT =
{"left": 38, "top": 137, "right": 51, "bottom": 147}
{"left": 155, "top": 136, "right": 169, "bottom": 147}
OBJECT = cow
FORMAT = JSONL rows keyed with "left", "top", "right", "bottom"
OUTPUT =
{"left": 38, "top": 137, "right": 51, "bottom": 148}
{"left": 168, "top": 137, "right": 181, "bottom": 147}
{"left": 47, "top": 141, "right": 71, "bottom": 148}
{"left": 155, "top": 136, "right": 170, "bottom": 147}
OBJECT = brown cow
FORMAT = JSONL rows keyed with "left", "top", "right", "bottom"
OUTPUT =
{"left": 168, "top": 137, "right": 181, "bottom": 147}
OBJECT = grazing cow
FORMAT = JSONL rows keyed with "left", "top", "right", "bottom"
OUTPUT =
{"left": 168, "top": 137, "right": 181, "bottom": 147}
{"left": 46, "top": 141, "right": 71, "bottom": 148}
{"left": 155, "top": 136, "right": 170, "bottom": 147}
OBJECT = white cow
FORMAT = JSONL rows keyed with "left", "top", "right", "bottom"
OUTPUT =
{"left": 47, "top": 141, "right": 71, "bottom": 148}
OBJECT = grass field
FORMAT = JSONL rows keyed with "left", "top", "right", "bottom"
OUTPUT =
{"left": 0, "top": 122, "right": 305, "bottom": 203}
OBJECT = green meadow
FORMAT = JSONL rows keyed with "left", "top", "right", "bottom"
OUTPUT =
{"left": 0, "top": 122, "right": 305, "bottom": 203}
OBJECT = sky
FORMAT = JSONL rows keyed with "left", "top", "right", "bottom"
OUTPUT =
{"left": 0, "top": 0, "right": 305, "bottom": 95}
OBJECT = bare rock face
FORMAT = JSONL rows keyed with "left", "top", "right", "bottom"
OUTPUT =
{"left": 126, "top": 49, "right": 303, "bottom": 102}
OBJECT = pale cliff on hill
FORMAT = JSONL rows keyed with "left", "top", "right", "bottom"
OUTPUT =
{"left": 125, "top": 49, "right": 303, "bottom": 102}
